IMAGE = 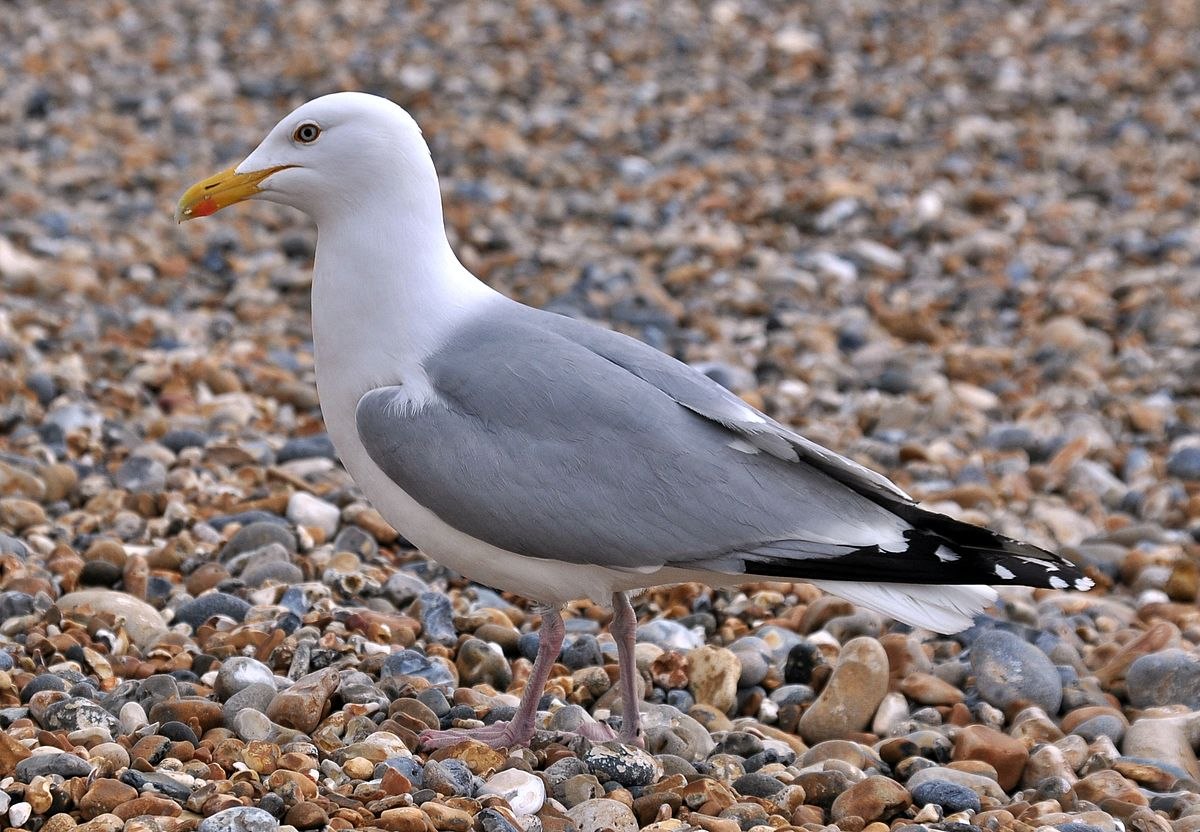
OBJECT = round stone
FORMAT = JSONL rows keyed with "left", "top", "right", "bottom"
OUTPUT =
{"left": 969, "top": 630, "right": 1063, "bottom": 714}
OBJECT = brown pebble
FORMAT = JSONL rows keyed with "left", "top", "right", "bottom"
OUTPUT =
{"left": 78, "top": 779, "right": 139, "bottom": 819}
{"left": 378, "top": 807, "right": 437, "bottom": 832}
{"left": 113, "top": 795, "right": 182, "bottom": 821}
{"left": 829, "top": 776, "right": 911, "bottom": 823}
{"left": 953, "top": 724, "right": 1029, "bottom": 791}
{"left": 285, "top": 801, "right": 330, "bottom": 830}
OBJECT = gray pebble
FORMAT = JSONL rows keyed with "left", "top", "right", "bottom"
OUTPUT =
{"left": 970, "top": 630, "right": 1063, "bottom": 714}
{"left": 911, "top": 779, "right": 982, "bottom": 814}
{"left": 732, "top": 772, "right": 784, "bottom": 797}
{"left": 115, "top": 455, "right": 167, "bottom": 493}
{"left": 232, "top": 708, "right": 274, "bottom": 742}
{"left": 1166, "top": 446, "right": 1200, "bottom": 480}
{"left": 16, "top": 751, "right": 94, "bottom": 780}
{"left": 418, "top": 591, "right": 457, "bottom": 646}
{"left": 219, "top": 521, "right": 297, "bottom": 562}
{"left": 214, "top": 656, "right": 276, "bottom": 701}
{"left": 423, "top": 758, "right": 476, "bottom": 796}
{"left": 241, "top": 559, "right": 304, "bottom": 587}
{"left": 197, "top": 806, "right": 279, "bottom": 832}
{"left": 175, "top": 592, "right": 251, "bottom": 628}
{"left": 584, "top": 743, "right": 659, "bottom": 787}
{"left": 222, "top": 682, "right": 278, "bottom": 728}
{"left": 1127, "top": 649, "right": 1200, "bottom": 709}
{"left": 562, "top": 634, "right": 604, "bottom": 670}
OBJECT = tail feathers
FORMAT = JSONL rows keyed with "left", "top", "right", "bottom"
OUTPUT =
{"left": 810, "top": 580, "right": 998, "bottom": 634}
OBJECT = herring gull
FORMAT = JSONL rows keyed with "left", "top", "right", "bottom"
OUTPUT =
{"left": 177, "top": 92, "right": 1091, "bottom": 748}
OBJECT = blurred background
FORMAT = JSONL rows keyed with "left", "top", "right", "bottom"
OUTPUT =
{"left": 1, "top": 0, "right": 1199, "bottom": 580}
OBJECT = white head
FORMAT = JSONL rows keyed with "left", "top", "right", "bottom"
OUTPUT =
{"left": 176, "top": 92, "right": 445, "bottom": 232}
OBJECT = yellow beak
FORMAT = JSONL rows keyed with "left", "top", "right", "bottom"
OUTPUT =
{"left": 174, "top": 164, "right": 293, "bottom": 223}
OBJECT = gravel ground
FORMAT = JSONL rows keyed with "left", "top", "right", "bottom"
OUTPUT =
{"left": 1, "top": 2, "right": 1200, "bottom": 832}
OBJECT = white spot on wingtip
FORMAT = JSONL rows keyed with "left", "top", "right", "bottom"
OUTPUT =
{"left": 935, "top": 545, "right": 960, "bottom": 563}
{"left": 1016, "top": 555, "right": 1058, "bottom": 571}
{"left": 1049, "top": 576, "right": 1069, "bottom": 590}
{"left": 994, "top": 564, "right": 1016, "bottom": 580}
{"left": 1075, "top": 577, "right": 1094, "bottom": 591}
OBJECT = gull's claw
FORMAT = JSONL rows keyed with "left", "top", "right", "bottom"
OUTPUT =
{"left": 419, "top": 720, "right": 529, "bottom": 750}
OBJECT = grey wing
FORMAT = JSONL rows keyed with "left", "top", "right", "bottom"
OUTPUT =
{"left": 532, "top": 308, "right": 915, "bottom": 505}
{"left": 354, "top": 309, "right": 912, "bottom": 571}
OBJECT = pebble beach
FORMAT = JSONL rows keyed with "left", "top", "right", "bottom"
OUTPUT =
{"left": 1, "top": 2, "right": 1200, "bottom": 832}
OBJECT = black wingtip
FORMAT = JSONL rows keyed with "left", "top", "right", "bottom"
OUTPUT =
{"left": 740, "top": 508, "right": 1093, "bottom": 591}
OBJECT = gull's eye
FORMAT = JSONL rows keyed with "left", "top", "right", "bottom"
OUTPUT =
{"left": 293, "top": 123, "right": 321, "bottom": 144}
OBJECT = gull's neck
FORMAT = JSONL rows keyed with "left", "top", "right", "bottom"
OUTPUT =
{"left": 310, "top": 199, "right": 499, "bottom": 404}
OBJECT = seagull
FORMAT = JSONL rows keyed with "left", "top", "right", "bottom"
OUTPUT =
{"left": 177, "top": 92, "right": 1091, "bottom": 748}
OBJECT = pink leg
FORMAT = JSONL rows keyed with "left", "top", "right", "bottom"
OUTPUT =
{"left": 420, "top": 606, "right": 565, "bottom": 749}
{"left": 611, "top": 591, "right": 644, "bottom": 746}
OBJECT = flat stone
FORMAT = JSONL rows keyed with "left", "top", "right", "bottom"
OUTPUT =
{"left": 197, "top": 807, "right": 280, "bottom": 832}
{"left": 16, "top": 751, "right": 95, "bottom": 781}
{"left": 174, "top": 592, "right": 251, "bottom": 628}
{"left": 910, "top": 779, "right": 981, "bottom": 814}
{"left": 56, "top": 590, "right": 167, "bottom": 648}
{"left": 219, "top": 521, "right": 297, "bottom": 561}
{"left": 830, "top": 775, "right": 912, "bottom": 823}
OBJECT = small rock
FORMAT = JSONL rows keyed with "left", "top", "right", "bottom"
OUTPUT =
{"left": 214, "top": 657, "right": 276, "bottom": 701}
{"left": 266, "top": 667, "right": 338, "bottom": 732}
{"left": 115, "top": 456, "right": 167, "bottom": 494}
{"left": 1166, "top": 447, "right": 1200, "bottom": 480}
{"left": 732, "top": 772, "right": 784, "bottom": 797}
{"left": 56, "top": 590, "right": 167, "bottom": 648}
{"left": 418, "top": 592, "right": 457, "bottom": 646}
{"left": 687, "top": 645, "right": 740, "bottom": 713}
{"left": 563, "top": 634, "right": 604, "bottom": 670}
{"left": 16, "top": 751, "right": 94, "bottom": 780}
{"left": 953, "top": 724, "right": 1029, "bottom": 791}
{"left": 284, "top": 801, "right": 328, "bottom": 830}
{"left": 456, "top": 638, "right": 512, "bottom": 688}
{"left": 799, "top": 636, "right": 888, "bottom": 743}
{"left": 970, "top": 630, "right": 1063, "bottom": 714}
{"left": 174, "top": 592, "right": 251, "bottom": 628}
{"left": 1126, "top": 649, "right": 1200, "bottom": 709}
{"left": 233, "top": 708, "right": 274, "bottom": 742}
{"left": 197, "top": 807, "right": 280, "bottom": 832}
{"left": 478, "top": 768, "right": 546, "bottom": 815}
{"left": 219, "top": 521, "right": 297, "bottom": 562}
{"left": 567, "top": 798, "right": 638, "bottom": 832}
{"left": 910, "top": 779, "right": 981, "bottom": 814}
{"left": 584, "top": 743, "right": 661, "bottom": 787}
{"left": 286, "top": 491, "right": 340, "bottom": 537}
{"left": 830, "top": 775, "right": 912, "bottom": 823}
{"left": 78, "top": 779, "right": 138, "bottom": 818}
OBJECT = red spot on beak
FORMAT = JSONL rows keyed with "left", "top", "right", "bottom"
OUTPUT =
{"left": 193, "top": 196, "right": 219, "bottom": 217}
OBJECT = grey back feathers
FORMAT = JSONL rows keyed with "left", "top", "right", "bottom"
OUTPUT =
{"left": 355, "top": 299, "right": 1088, "bottom": 590}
